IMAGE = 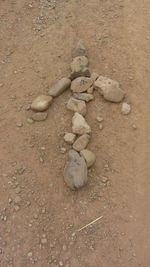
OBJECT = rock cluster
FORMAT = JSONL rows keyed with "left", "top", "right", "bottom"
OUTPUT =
{"left": 27, "top": 41, "right": 131, "bottom": 190}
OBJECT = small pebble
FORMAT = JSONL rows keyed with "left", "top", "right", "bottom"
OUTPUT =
{"left": 96, "top": 116, "right": 103, "bottom": 122}
{"left": 31, "top": 95, "right": 53, "bottom": 112}
{"left": 27, "top": 118, "right": 34, "bottom": 124}
{"left": 99, "top": 124, "right": 103, "bottom": 130}
{"left": 121, "top": 103, "right": 131, "bottom": 115}
{"left": 132, "top": 124, "right": 137, "bottom": 130}
{"left": 32, "top": 112, "right": 48, "bottom": 121}
{"left": 27, "top": 252, "right": 33, "bottom": 258}
{"left": 8, "top": 198, "right": 12, "bottom": 204}
{"left": 16, "top": 122, "right": 23, "bottom": 127}
{"left": 59, "top": 261, "right": 64, "bottom": 266}
{"left": 64, "top": 133, "right": 76, "bottom": 145}
{"left": 101, "top": 176, "right": 108, "bottom": 183}
{"left": 60, "top": 147, "right": 67, "bottom": 154}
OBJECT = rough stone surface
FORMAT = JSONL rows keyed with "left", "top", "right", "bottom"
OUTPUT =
{"left": 87, "top": 87, "right": 94, "bottom": 94}
{"left": 32, "top": 112, "right": 48, "bottom": 121}
{"left": 73, "top": 93, "right": 94, "bottom": 102}
{"left": 91, "top": 72, "right": 99, "bottom": 81}
{"left": 48, "top": 78, "right": 71, "bottom": 97}
{"left": 72, "top": 41, "right": 87, "bottom": 57}
{"left": 31, "top": 95, "right": 53, "bottom": 111}
{"left": 71, "top": 56, "right": 88, "bottom": 73}
{"left": 64, "top": 133, "right": 76, "bottom": 144}
{"left": 121, "top": 103, "right": 131, "bottom": 115}
{"left": 94, "top": 76, "right": 125, "bottom": 102}
{"left": 64, "top": 150, "right": 88, "bottom": 189}
{"left": 72, "top": 112, "right": 91, "bottom": 135}
{"left": 69, "top": 68, "right": 91, "bottom": 81}
{"left": 71, "top": 77, "right": 93, "bottom": 93}
{"left": 67, "top": 97, "right": 86, "bottom": 116}
{"left": 80, "top": 149, "right": 96, "bottom": 168}
{"left": 73, "top": 134, "right": 90, "bottom": 151}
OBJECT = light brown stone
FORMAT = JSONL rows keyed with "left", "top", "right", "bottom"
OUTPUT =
{"left": 48, "top": 78, "right": 71, "bottom": 97}
{"left": 71, "top": 77, "right": 93, "bottom": 93}
{"left": 67, "top": 97, "right": 86, "bottom": 116}
{"left": 73, "top": 134, "right": 90, "bottom": 151}
{"left": 72, "top": 112, "right": 91, "bottom": 135}
{"left": 31, "top": 95, "right": 53, "bottom": 111}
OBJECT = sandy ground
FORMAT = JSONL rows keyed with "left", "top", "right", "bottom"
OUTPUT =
{"left": 0, "top": 0, "right": 150, "bottom": 266}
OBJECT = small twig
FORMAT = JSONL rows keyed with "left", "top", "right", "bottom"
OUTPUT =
{"left": 77, "top": 216, "right": 103, "bottom": 232}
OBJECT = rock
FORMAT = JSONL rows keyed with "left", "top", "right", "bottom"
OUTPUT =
{"left": 27, "top": 252, "right": 33, "bottom": 258}
{"left": 101, "top": 176, "right": 108, "bottom": 183}
{"left": 91, "top": 72, "right": 99, "bottom": 81}
{"left": 16, "top": 122, "right": 23, "bottom": 127}
{"left": 71, "top": 56, "right": 88, "bottom": 73}
{"left": 60, "top": 147, "right": 67, "bottom": 154}
{"left": 72, "top": 41, "right": 87, "bottom": 57}
{"left": 99, "top": 124, "right": 103, "bottom": 130}
{"left": 94, "top": 76, "right": 125, "bottom": 102}
{"left": 72, "top": 112, "right": 91, "bottom": 135}
{"left": 121, "top": 103, "right": 131, "bottom": 115}
{"left": 96, "top": 116, "right": 103, "bottom": 122}
{"left": 32, "top": 112, "right": 48, "bottom": 121}
{"left": 132, "top": 124, "right": 137, "bottom": 130}
{"left": 31, "top": 95, "right": 53, "bottom": 111}
{"left": 71, "top": 77, "right": 93, "bottom": 93}
{"left": 64, "top": 150, "right": 88, "bottom": 189}
{"left": 87, "top": 86, "right": 94, "bottom": 94}
{"left": 48, "top": 78, "right": 71, "bottom": 97}
{"left": 59, "top": 261, "right": 64, "bottom": 267}
{"left": 67, "top": 97, "right": 86, "bottom": 116}
{"left": 69, "top": 68, "right": 91, "bottom": 81}
{"left": 73, "top": 93, "right": 94, "bottom": 102}
{"left": 27, "top": 118, "right": 34, "bottom": 124}
{"left": 64, "top": 133, "right": 76, "bottom": 144}
{"left": 73, "top": 134, "right": 90, "bottom": 151}
{"left": 80, "top": 149, "right": 96, "bottom": 168}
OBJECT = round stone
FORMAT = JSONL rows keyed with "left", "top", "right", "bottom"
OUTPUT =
{"left": 31, "top": 95, "right": 53, "bottom": 111}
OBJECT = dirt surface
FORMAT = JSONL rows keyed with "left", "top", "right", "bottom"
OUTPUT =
{"left": 0, "top": 0, "right": 150, "bottom": 266}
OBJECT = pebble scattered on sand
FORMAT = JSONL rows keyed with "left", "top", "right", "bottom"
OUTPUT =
{"left": 32, "top": 112, "right": 48, "bottom": 121}
{"left": 121, "top": 102, "right": 131, "bottom": 115}
{"left": 64, "top": 133, "right": 76, "bottom": 144}
{"left": 31, "top": 95, "right": 53, "bottom": 111}
{"left": 67, "top": 97, "right": 86, "bottom": 116}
